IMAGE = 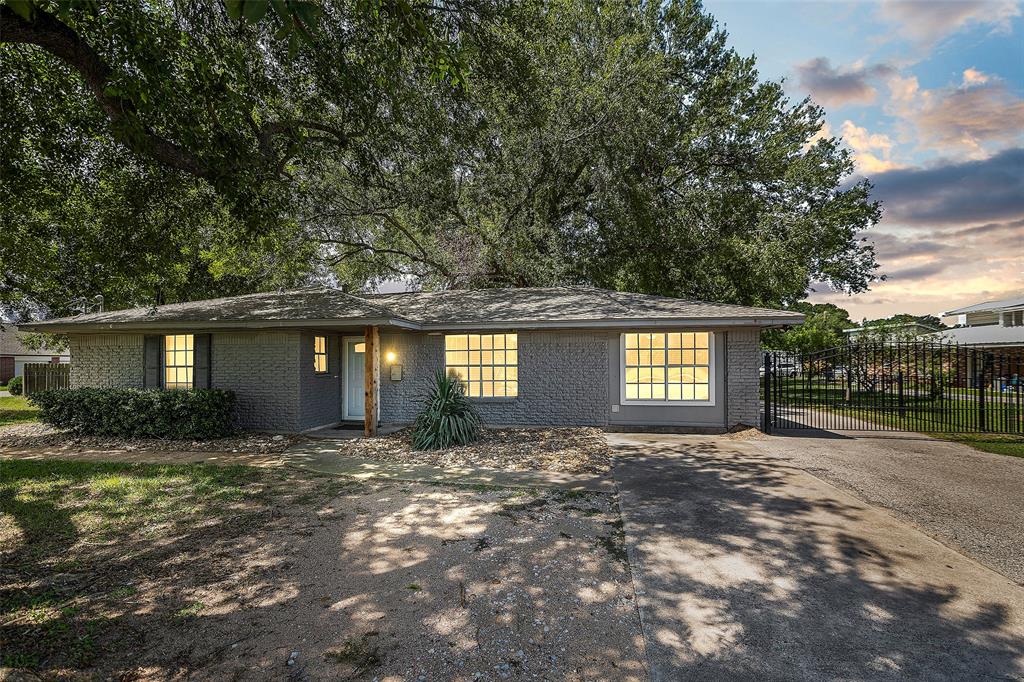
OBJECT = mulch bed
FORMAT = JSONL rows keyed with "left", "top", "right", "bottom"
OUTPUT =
{"left": 0, "top": 422, "right": 303, "bottom": 455}
{"left": 333, "top": 427, "right": 612, "bottom": 474}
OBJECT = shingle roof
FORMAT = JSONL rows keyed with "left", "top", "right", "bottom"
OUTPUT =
{"left": 0, "top": 326, "right": 69, "bottom": 355}
{"left": 930, "top": 325, "right": 1024, "bottom": 347}
{"left": 367, "top": 287, "right": 803, "bottom": 326}
{"left": 21, "top": 286, "right": 803, "bottom": 332}
{"left": 22, "top": 288, "right": 411, "bottom": 331}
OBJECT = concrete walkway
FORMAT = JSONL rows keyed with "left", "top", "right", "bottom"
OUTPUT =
{"left": 609, "top": 433, "right": 1024, "bottom": 681}
{"left": 281, "top": 440, "right": 614, "bottom": 492}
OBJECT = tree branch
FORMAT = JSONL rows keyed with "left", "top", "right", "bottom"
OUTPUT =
{"left": 0, "top": 4, "right": 215, "bottom": 181}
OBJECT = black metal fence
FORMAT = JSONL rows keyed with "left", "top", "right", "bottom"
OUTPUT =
{"left": 762, "top": 341, "right": 1023, "bottom": 434}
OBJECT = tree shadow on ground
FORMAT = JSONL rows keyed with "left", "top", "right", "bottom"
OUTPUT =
{"left": 1, "top": 466, "right": 645, "bottom": 680}
{"left": 611, "top": 437, "right": 1024, "bottom": 680}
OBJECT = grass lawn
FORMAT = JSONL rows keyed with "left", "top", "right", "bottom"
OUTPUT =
{"left": 0, "top": 460, "right": 343, "bottom": 671}
{"left": 932, "top": 433, "right": 1024, "bottom": 458}
{"left": 0, "top": 395, "right": 39, "bottom": 426}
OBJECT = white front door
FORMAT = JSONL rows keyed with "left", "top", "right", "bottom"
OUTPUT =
{"left": 343, "top": 337, "right": 366, "bottom": 420}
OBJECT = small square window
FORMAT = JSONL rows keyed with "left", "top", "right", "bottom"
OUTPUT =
{"left": 314, "top": 336, "right": 328, "bottom": 374}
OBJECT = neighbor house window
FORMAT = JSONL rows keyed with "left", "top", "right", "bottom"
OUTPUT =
{"left": 314, "top": 335, "right": 328, "bottom": 373}
{"left": 445, "top": 333, "right": 518, "bottom": 397}
{"left": 622, "top": 332, "right": 713, "bottom": 403}
{"left": 164, "top": 334, "right": 194, "bottom": 390}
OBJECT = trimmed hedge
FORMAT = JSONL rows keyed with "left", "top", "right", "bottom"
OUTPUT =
{"left": 7, "top": 376, "right": 23, "bottom": 395}
{"left": 29, "top": 388, "right": 237, "bottom": 439}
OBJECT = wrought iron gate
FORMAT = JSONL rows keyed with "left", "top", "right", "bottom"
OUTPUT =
{"left": 762, "top": 341, "right": 1023, "bottom": 434}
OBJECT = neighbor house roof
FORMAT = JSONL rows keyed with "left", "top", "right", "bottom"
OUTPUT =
{"left": 930, "top": 325, "right": 1024, "bottom": 347}
{"left": 20, "top": 286, "right": 804, "bottom": 333}
{"left": 943, "top": 296, "right": 1024, "bottom": 316}
{"left": 0, "top": 326, "right": 69, "bottom": 355}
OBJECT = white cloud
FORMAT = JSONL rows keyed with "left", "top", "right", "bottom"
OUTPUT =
{"left": 962, "top": 67, "right": 990, "bottom": 86}
{"left": 878, "top": 0, "right": 1021, "bottom": 47}
{"left": 885, "top": 72, "right": 1024, "bottom": 156}
{"left": 840, "top": 120, "right": 903, "bottom": 173}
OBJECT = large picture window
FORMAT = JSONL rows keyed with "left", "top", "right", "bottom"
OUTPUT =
{"left": 445, "top": 333, "right": 518, "bottom": 398}
{"left": 622, "top": 332, "right": 713, "bottom": 403}
{"left": 164, "top": 334, "right": 194, "bottom": 390}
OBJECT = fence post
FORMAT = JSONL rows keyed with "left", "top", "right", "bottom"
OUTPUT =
{"left": 897, "top": 370, "right": 905, "bottom": 423}
{"left": 977, "top": 351, "right": 986, "bottom": 432}
{"left": 763, "top": 352, "right": 772, "bottom": 434}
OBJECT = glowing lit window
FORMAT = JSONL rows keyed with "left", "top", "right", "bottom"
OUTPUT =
{"left": 314, "top": 336, "right": 328, "bottom": 373}
{"left": 622, "top": 332, "right": 713, "bottom": 403}
{"left": 164, "top": 334, "right": 194, "bottom": 390}
{"left": 444, "top": 333, "right": 518, "bottom": 398}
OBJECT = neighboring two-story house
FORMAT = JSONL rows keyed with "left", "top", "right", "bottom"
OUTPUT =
{"left": 937, "top": 296, "right": 1024, "bottom": 349}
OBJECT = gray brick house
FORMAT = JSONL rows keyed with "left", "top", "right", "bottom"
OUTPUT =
{"left": 22, "top": 287, "right": 802, "bottom": 433}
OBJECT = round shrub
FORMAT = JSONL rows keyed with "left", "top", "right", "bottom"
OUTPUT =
{"left": 411, "top": 371, "right": 482, "bottom": 450}
{"left": 7, "top": 376, "right": 22, "bottom": 395}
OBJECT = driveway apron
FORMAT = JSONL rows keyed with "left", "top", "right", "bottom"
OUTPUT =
{"left": 609, "top": 433, "right": 1024, "bottom": 681}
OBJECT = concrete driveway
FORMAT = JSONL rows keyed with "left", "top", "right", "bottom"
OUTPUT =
{"left": 747, "top": 430, "right": 1024, "bottom": 584}
{"left": 609, "top": 433, "right": 1024, "bottom": 681}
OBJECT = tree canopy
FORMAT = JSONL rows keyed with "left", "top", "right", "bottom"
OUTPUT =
{"left": 1, "top": 0, "right": 881, "bottom": 319}
{"left": 761, "top": 302, "right": 854, "bottom": 354}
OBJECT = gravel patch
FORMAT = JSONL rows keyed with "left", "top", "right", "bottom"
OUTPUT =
{"left": 331, "top": 427, "right": 611, "bottom": 474}
{"left": 0, "top": 422, "right": 303, "bottom": 454}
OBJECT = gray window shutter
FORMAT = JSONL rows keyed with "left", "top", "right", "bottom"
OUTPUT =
{"left": 194, "top": 334, "right": 212, "bottom": 389}
{"left": 144, "top": 335, "right": 162, "bottom": 388}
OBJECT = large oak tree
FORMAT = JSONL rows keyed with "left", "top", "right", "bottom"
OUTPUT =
{"left": 2, "top": 0, "right": 880, "bottom": 318}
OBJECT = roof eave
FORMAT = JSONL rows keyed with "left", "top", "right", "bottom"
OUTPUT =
{"left": 418, "top": 316, "right": 803, "bottom": 331}
{"left": 18, "top": 317, "right": 421, "bottom": 333}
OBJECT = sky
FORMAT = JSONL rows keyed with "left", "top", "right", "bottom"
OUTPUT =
{"left": 703, "top": 0, "right": 1024, "bottom": 323}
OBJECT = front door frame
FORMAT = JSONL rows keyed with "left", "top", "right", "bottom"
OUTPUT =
{"left": 342, "top": 335, "right": 365, "bottom": 421}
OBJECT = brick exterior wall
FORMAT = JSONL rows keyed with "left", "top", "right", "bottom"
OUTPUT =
{"left": 726, "top": 328, "right": 761, "bottom": 428}
{"left": 66, "top": 325, "right": 766, "bottom": 432}
{"left": 69, "top": 334, "right": 144, "bottom": 389}
{"left": 211, "top": 331, "right": 302, "bottom": 431}
{"left": 380, "top": 330, "right": 611, "bottom": 426}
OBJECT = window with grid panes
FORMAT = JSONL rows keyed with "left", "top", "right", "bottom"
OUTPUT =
{"left": 622, "top": 332, "right": 712, "bottom": 402}
{"left": 444, "top": 333, "right": 518, "bottom": 397}
{"left": 314, "top": 336, "right": 328, "bottom": 373}
{"left": 164, "top": 334, "right": 194, "bottom": 390}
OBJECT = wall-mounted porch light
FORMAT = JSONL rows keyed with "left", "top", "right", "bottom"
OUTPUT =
{"left": 385, "top": 350, "right": 397, "bottom": 364}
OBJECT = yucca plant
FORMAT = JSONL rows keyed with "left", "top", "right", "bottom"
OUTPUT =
{"left": 411, "top": 371, "right": 482, "bottom": 450}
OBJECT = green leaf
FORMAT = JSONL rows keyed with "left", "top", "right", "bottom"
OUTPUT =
{"left": 241, "top": 0, "right": 268, "bottom": 23}
{"left": 223, "top": 0, "right": 243, "bottom": 21}
{"left": 7, "top": 1, "right": 35, "bottom": 20}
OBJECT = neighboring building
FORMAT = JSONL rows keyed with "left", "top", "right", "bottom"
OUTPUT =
{"left": 935, "top": 296, "right": 1024, "bottom": 389}
{"left": 936, "top": 296, "right": 1024, "bottom": 348}
{"left": 0, "top": 326, "right": 70, "bottom": 384}
{"left": 21, "top": 287, "right": 803, "bottom": 433}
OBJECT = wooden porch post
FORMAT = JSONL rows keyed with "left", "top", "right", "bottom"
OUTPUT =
{"left": 363, "top": 325, "right": 380, "bottom": 436}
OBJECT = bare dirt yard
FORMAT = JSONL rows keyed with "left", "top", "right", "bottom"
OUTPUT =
{"left": 0, "top": 459, "right": 644, "bottom": 681}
